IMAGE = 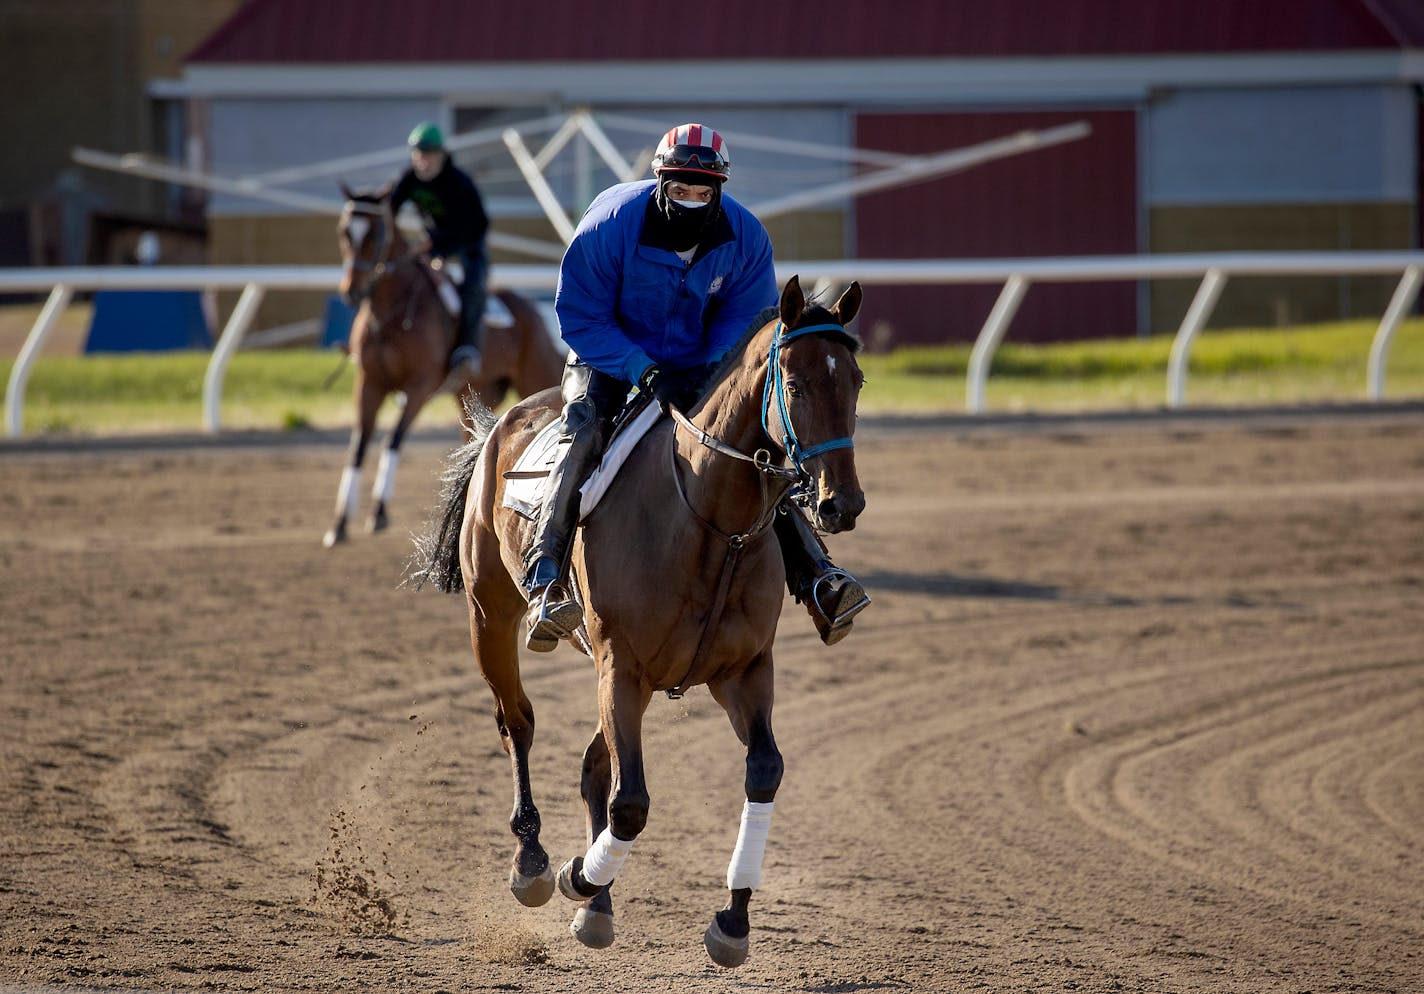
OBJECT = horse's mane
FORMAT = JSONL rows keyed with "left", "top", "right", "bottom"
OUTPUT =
{"left": 706, "top": 299, "right": 862, "bottom": 386}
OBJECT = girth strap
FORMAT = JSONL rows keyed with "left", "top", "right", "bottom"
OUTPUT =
{"left": 665, "top": 537, "right": 744, "bottom": 700}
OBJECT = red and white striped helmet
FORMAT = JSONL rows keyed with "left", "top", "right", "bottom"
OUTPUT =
{"left": 651, "top": 123, "right": 731, "bottom": 182}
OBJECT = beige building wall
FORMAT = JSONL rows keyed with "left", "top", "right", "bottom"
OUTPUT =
{"left": 1149, "top": 203, "right": 1414, "bottom": 333}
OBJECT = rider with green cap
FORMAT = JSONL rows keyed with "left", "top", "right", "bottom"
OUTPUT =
{"left": 390, "top": 121, "right": 490, "bottom": 377}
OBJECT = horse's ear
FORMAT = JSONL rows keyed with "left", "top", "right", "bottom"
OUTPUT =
{"left": 339, "top": 182, "right": 355, "bottom": 201}
{"left": 779, "top": 275, "right": 805, "bottom": 328}
{"left": 831, "top": 281, "right": 862, "bottom": 328}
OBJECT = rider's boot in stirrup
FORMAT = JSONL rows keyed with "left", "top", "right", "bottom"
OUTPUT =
{"left": 447, "top": 314, "right": 484, "bottom": 379}
{"left": 521, "top": 405, "right": 602, "bottom": 652}
{"left": 774, "top": 506, "right": 870, "bottom": 646}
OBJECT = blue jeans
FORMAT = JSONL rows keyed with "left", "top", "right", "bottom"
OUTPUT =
{"left": 446, "top": 244, "right": 489, "bottom": 351}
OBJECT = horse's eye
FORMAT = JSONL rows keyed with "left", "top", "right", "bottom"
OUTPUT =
{"left": 785, "top": 382, "right": 801, "bottom": 397}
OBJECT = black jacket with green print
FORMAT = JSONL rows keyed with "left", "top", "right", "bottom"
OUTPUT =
{"left": 389, "top": 157, "right": 489, "bottom": 257}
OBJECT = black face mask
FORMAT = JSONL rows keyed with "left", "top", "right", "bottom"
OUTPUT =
{"left": 651, "top": 173, "right": 723, "bottom": 252}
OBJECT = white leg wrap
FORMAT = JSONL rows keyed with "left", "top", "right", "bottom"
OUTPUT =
{"left": 727, "top": 800, "right": 775, "bottom": 891}
{"left": 373, "top": 449, "right": 399, "bottom": 503}
{"left": 581, "top": 827, "right": 635, "bottom": 888}
{"left": 336, "top": 466, "right": 361, "bottom": 516}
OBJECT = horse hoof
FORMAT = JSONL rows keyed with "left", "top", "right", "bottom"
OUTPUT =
{"left": 556, "top": 857, "right": 603, "bottom": 902}
{"left": 366, "top": 510, "right": 388, "bottom": 533}
{"left": 570, "top": 907, "right": 614, "bottom": 949}
{"left": 509, "top": 863, "right": 555, "bottom": 907}
{"left": 704, "top": 919, "right": 749, "bottom": 968}
{"left": 323, "top": 523, "right": 346, "bottom": 547}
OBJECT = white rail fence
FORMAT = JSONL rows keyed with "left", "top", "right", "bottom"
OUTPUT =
{"left": 3, "top": 251, "right": 1422, "bottom": 438}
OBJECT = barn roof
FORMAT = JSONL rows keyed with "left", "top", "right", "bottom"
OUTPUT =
{"left": 187, "top": 0, "right": 1424, "bottom": 64}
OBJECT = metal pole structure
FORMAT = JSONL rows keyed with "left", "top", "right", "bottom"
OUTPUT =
{"left": 594, "top": 110, "right": 914, "bottom": 168}
{"left": 5, "top": 284, "right": 73, "bottom": 438}
{"left": 502, "top": 129, "right": 576, "bottom": 244}
{"left": 967, "top": 275, "right": 1030, "bottom": 414}
{"left": 750, "top": 123, "right": 1091, "bottom": 220}
{"left": 574, "top": 111, "right": 644, "bottom": 182}
{"left": 1367, "top": 264, "right": 1422, "bottom": 400}
{"left": 243, "top": 112, "right": 570, "bottom": 187}
{"left": 1167, "top": 267, "right": 1228, "bottom": 409}
{"left": 72, "top": 147, "right": 567, "bottom": 261}
{"left": 202, "top": 283, "right": 266, "bottom": 433}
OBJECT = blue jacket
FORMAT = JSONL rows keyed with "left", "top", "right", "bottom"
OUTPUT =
{"left": 555, "top": 181, "right": 777, "bottom": 384}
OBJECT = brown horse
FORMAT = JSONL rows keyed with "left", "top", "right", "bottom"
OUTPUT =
{"left": 415, "top": 276, "right": 865, "bottom": 967}
{"left": 323, "top": 186, "right": 564, "bottom": 547}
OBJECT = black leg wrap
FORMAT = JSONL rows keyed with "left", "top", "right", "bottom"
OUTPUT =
{"left": 557, "top": 856, "right": 607, "bottom": 901}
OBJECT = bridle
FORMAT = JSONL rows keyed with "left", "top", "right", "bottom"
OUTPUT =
{"left": 761, "top": 320, "right": 856, "bottom": 482}
{"left": 667, "top": 317, "right": 857, "bottom": 541}
{"left": 662, "top": 316, "right": 857, "bottom": 699}
{"left": 341, "top": 200, "right": 398, "bottom": 301}
{"left": 341, "top": 200, "right": 434, "bottom": 335}
{"left": 670, "top": 319, "right": 855, "bottom": 486}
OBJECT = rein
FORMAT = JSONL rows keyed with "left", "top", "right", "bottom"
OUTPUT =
{"left": 661, "top": 317, "right": 853, "bottom": 699}
{"left": 667, "top": 318, "right": 856, "bottom": 502}
{"left": 342, "top": 201, "right": 425, "bottom": 315}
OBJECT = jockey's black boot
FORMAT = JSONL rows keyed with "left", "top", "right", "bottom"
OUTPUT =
{"left": 774, "top": 505, "right": 870, "bottom": 646}
{"left": 448, "top": 315, "right": 483, "bottom": 378}
{"left": 521, "top": 401, "right": 605, "bottom": 652}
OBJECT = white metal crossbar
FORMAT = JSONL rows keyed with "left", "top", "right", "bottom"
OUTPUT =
{"left": 3, "top": 251, "right": 1422, "bottom": 438}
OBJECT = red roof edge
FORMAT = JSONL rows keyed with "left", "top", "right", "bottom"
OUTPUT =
{"left": 184, "top": 0, "right": 271, "bottom": 64}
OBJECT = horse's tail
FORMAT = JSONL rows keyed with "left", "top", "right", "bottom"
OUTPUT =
{"left": 407, "top": 394, "right": 499, "bottom": 594}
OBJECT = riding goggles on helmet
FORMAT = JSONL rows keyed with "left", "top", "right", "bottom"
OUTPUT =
{"left": 655, "top": 144, "right": 730, "bottom": 178}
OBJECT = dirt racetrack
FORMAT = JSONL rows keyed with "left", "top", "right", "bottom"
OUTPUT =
{"left": 2, "top": 407, "right": 1422, "bottom": 994}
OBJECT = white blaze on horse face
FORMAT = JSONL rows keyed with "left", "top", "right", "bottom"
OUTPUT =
{"left": 346, "top": 215, "right": 370, "bottom": 251}
{"left": 826, "top": 354, "right": 836, "bottom": 377}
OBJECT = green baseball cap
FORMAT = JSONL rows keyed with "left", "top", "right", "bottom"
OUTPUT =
{"left": 408, "top": 122, "right": 445, "bottom": 152}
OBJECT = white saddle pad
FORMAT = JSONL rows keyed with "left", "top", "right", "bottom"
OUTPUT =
{"left": 502, "top": 402, "right": 663, "bottom": 522}
{"left": 432, "top": 269, "right": 513, "bottom": 328}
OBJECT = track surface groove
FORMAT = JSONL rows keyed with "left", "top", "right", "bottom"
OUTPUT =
{"left": 2, "top": 412, "right": 1421, "bottom": 992}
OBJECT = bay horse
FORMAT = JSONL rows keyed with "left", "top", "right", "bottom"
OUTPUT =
{"left": 323, "top": 186, "right": 564, "bottom": 547}
{"left": 415, "top": 276, "right": 865, "bottom": 967}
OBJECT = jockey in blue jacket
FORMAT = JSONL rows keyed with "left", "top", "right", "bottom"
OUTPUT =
{"left": 521, "top": 122, "right": 869, "bottom": 652}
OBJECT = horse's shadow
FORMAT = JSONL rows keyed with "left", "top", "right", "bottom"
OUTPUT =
{"left": 859, "top": 570, "right": 1301, "bottom": 612}
{"left": 860, "top": 570, "right": 1086, "bottom": 603}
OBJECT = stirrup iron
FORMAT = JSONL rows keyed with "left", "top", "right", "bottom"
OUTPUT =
{"left": 524, "top": 582, "right": 584, "bottom": 652}
{"left": 805, "top": 568, "right": 870, "bottom": 646}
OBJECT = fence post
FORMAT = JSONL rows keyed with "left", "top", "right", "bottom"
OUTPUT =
{"left": 1367, "top": 265, "right": 1422, "bottom": 401}
{"left": 967, "top": 275, "right": 1030, "bottom": 414}
{"left": 202, "top": 283, "right": 265, "bottom": 434}
{"left": 5, "top": 283, "right": 74, "bottom": 439}
{"left": 1167, "top": 267, "right": 1228, "bottom": 409}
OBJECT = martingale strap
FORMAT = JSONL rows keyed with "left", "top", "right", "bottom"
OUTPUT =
{"left": 761, "top": 322, "right": 855, "bottom": 474}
